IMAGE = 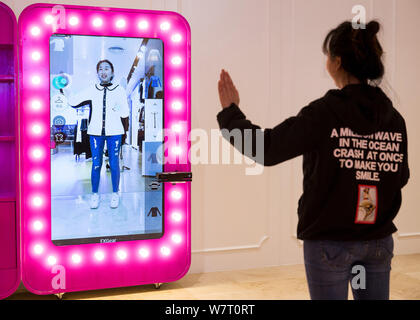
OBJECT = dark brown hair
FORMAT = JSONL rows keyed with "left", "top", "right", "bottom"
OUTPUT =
{"left": 322, "top": 20, "right": 384, "bottom": 84}
{"left": 96, "top": 59, "right": 114, "bottom": 73}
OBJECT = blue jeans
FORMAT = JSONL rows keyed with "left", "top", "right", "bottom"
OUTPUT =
{"left": 303, "top": 235, "right": 394, "bottom": 300}
{"left": 89, "top": 135, "right": 122, "bottom": 193}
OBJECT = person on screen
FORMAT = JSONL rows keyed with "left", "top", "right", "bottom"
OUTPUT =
{"left": 216, "top": 20, "right": 409, "bottom": 300}
{"left": 63, "top": 59, "right": 129, "bottom": 209}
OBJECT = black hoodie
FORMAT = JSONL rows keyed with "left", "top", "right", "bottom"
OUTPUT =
{"left": 217, "top": 83, "right": 409, "bottom": 241}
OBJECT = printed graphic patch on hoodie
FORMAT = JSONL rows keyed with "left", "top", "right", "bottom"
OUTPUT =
{"left": 355, "top": 185, "right": 378, "bottom": 224}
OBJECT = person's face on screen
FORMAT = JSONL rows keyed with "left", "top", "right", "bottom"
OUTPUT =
{"left": 97, "top": 62, "right": 114, "bottom": 84}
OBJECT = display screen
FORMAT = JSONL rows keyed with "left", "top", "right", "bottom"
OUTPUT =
{"left": 50, "top": 34, "right": 164, "bottom": 246}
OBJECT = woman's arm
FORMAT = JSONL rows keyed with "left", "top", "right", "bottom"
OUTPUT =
{"left": 118, "top": 87, "right": 130, "bottom": 119}
{"left": 401, "top": 118, "right": 410, "bottom": 188}
{"left": 217, "top": 70, "right": 328, "bottom": 166}
{"left": 60, "top": 88, "right": 91, "bottom": 109}
{"left": 118, "top": 87, "right": 130, "bottom": 138}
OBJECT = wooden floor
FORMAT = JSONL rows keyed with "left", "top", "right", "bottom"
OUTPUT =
{"left": 7, "top": 254, "right": 420, "bottom": 300}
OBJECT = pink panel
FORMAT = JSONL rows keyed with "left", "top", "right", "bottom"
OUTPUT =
{"left": 0, "top": 142, "right": 16, "bottom": 196}
{"left": 0, "top": 3, "right": 14, "bottom": 44}
{"left": 0, "top": 82, "right": 15, "bottom": 136}
{"left": 0, "top": 1, "right": 19, "bottom": 300}
{"left": 0, "top": 202, "right": 16, "bottom": 269}
{"left": 18, "top": 3, "right": 191, "bottom": 295}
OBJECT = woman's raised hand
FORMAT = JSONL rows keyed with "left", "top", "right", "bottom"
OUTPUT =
{"left": 218, "top": 69, "right": 240, "bottom": 109}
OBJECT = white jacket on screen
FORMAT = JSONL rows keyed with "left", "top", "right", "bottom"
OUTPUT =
{"left": 67, "top": 82, "right": 129, "bottom": 136}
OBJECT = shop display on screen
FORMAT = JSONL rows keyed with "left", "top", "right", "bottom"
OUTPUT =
{"left": 50, "top": 34, "right": 164, "bottom": 246}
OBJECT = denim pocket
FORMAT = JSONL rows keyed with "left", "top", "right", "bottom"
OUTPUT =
{"left": 320, "top": 241, "right": 352, "bottom": 270}
{"left": 376, "top": 235, "right": 394, "bottom": 259}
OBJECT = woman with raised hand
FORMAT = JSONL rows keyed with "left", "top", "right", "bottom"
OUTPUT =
{"left": 217, "top": 20, "right": 409, "bottom": 300}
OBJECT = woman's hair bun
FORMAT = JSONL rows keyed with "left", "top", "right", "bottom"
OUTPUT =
{"left": 366, "top": 20, "right": 380, "bottom": 36}
{"left": 322, "top": 20, "right": 384, "bottom": 83}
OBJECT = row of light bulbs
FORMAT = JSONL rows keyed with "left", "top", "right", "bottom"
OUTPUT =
{"left": 33, "top": 238, "right": 183, "bottom": 266}
{"left": 30, "top": 98, "right": 183, "bottom": 111}
{"left": 30, "top": 190, "right": 183, "bottom": 208}
{"left": 31, "top": 15, "right": 182, "bottom": 43}
{"left": 30, "top": 75, "right": 183, "bottom": 87}
{"left": 31, "top": 51, "right": 183, "bottom": 66}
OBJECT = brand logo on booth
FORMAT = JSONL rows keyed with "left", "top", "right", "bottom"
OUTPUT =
{"left": 100, "top": 238, "right": 117, "bottom": 243}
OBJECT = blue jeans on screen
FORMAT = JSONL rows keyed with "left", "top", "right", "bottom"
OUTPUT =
{"left": 303, "top": 235, "right": 394, "bottom": 300}
{"left": 89, "top": 135, "right": 122, "bottom": 193}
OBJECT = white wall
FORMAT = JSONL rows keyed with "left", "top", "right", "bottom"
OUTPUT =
{"left": 5, "top": 0, "right": 420, "bottom": 274}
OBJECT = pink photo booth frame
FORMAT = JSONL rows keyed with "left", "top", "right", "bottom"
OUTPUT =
{"left": 0, "top": 1, "right": 19, "bottom": 300}
{"left": 18, "top": 3, "right": 191, "bottom": 295}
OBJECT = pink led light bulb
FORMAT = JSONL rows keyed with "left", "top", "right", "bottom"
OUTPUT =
{"left": 31, "top": 51, "right": 41, "bottom": 61}
{"left": 171, "top": 56, "right": 182, "bottom": 66}
{"left": 160, "top": 21, "right": 170, "bottom": 31}
{"left": 33, "top": 244, "right": 44, "bottom": 255}
{"left": 139, "top": 248, "right": 150, "bottom": 258}
{"left": 172, "top": 101, "right": 182, "bottom": 111}
{"left": 117, "top": 250, "right": 128, "bottom": 260}
{"left": 171, "top": 34, "right": 182, "bottom": 42}
{"left": 31, "top": 100, "right": 42, "bottom": 111}
{"left": 116, "top": 19, "right": 126, "bottom": 28}
{"left": 31, "top": 147, "right": 44, "bottom": 160}
{"left": 160, "top": 246, "right": 171, "bottom": 256}
{"left": 92, "top": 17, "right": 103, "bottom": 27}
{"left": 33, "top": 220, "right": 43, "bottom": 231}
{"left": 72, "top": 254, "right": 82, "bottom": 264}
{"left": 47, "top": 256, "right": 57, "bottom": 266}
{"left": 138, "top": 20, "right": 148, "bottom": 30}
{"left": 31, "top": 75, "right": 41, "bottom": 86}
{"left": 172, "top": 234, "right": 182, "bottom": 244}
{"left": 30, "top": 26, "right": 41, "bottom": 36}
{"left": 171, "top": 190, "right": 182, "bottom": 200}
{"left": 31, "top": 124, "right": 43, "bottom": 135}
{"left": 69, "top": 16, "right": 79, "bottom": 26}
{"left": 94, "top": 251, "right": 105, "bottom": 261}
{"left": 32, "top": 172, "right": 43, "bottom": 183}
{"left": 44, "top": 15, "right": 54, "bottom": 24}
{"left": 172, "top": 211, "right": 182, "bottom": 222}
{"left": 172, "top": 123, "right": 182, "bottom": 133}
{"left": 32, "top": 196, "right": 43, "bottom": 207}
{"left": 171, "top": 78, "right": 182, "bottom": 88}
